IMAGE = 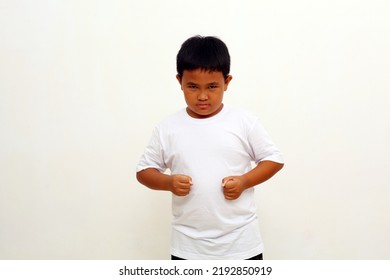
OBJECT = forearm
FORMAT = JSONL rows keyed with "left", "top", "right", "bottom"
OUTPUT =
{"left": 241, "top": 160, "right": 284, "bottom": 189}
{"left": 222, "top": 160, "right": 284, "bottom": 200}
{"left": 136, "top": 168, "right": 192, "bottom": 196}
{"left": 136, "top": 168, "right": 173, "bottom": 191}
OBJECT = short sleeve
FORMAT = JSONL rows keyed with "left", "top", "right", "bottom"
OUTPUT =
{"left": 248, "top": 119, "right": 284, "bottom": 164}
{"left": 136, "top": 127, "right": 167, "bottom": 173}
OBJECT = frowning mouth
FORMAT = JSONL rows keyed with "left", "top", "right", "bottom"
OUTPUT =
{"left": 196, "top": 104, "right": 210, "bottom": 109}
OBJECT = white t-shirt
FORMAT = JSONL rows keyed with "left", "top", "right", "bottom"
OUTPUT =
{"left": 136, "top": 106, "right": 284, "bottom": 259}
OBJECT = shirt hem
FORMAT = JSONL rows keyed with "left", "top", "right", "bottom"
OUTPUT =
{"left": 170, "top": 245, "right": 264, "bottom": 260}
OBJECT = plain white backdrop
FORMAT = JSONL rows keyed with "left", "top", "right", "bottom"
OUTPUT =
{"left": 0, "top": 0, "right": 389, "bottom": 259}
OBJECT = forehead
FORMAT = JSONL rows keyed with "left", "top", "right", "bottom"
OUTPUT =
{"left": 181, "top": 69, "right": 225, "bottom": 83}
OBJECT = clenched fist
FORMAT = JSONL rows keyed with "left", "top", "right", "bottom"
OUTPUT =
{"left": 222, "top": 176, "right": 246, "bottom": 200}
{"left": 170, "top": 174, "right": 192, "bottom": 196}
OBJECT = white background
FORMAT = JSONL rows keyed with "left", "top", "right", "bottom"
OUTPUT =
{"left": 0, "top": 0, "right": 389, "bottom": 259}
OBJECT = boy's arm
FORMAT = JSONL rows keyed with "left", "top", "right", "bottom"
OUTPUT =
{"left": 136, "top": 168, "right": 192, "bottom": 196}
{"left": 222, "top": 161, "right": 284, "bottom": 200}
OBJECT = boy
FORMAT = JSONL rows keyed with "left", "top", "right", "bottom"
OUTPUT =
{"left": 136, "top": 35, "right": 284, "bottom": 260}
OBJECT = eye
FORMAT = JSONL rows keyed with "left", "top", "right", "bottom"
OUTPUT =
{"left": 208, "top": 85, "right": 218, "bottom": 89}
{"left": 187, "top": 85, "right": 198, "bottom": 89}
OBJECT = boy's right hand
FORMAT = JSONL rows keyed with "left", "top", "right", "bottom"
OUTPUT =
{"left": 170, "top": 174, "right": 192, "bottom": 196}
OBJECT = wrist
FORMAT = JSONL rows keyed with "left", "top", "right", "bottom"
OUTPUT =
{"left": 166, "top": 175, "right": 174, "bottom": 192}
{"left": 240, "top": 174, "right": 252, "bottom": 190}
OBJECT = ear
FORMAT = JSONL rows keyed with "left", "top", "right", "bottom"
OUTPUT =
{"left": 224, "top": 75, "right": 233, "bottom": 91}
{"left": 176, "top": 74, "right": 182, "bottom": 89}
{"left": 176, "top": 74, "right": 181, "bottom": 82}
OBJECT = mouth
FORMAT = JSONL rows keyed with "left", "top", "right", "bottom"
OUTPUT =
{"left": 196, "top": 104, "right": 210, "bottom": 110}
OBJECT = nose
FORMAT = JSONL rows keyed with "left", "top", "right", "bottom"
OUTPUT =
{"left": 198, "top": 90, "right": 208, "bottom": 101}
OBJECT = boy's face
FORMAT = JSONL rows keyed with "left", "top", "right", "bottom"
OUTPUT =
{"left": 176, "top": 69, "right": 232, "bottom": 119}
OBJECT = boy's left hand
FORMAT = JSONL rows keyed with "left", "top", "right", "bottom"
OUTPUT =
{"left": 222, "top": 176, "right": 246, "bottom": 200}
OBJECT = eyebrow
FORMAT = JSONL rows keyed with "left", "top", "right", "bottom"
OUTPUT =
{"left": 185, "top": 81, "right": 220, "bottom": 86}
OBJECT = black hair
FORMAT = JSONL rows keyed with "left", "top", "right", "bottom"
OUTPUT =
{"left": 176, "top": 35, "right": 231, "bottom": 79}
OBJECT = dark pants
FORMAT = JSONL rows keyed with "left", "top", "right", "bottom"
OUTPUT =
{"left": 171, "top": 253, "right": 263, "bottom": 260}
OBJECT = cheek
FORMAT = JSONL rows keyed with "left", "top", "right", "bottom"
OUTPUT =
{"left": 183, "top": 92, "right": 196, "bottom": 102}
{"left": 215, "top": 91, "right": 225, "bottom": 100}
